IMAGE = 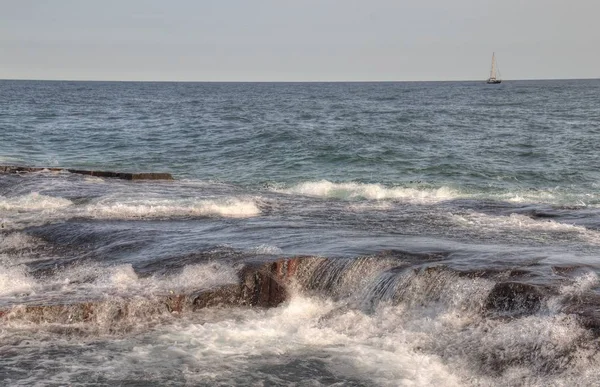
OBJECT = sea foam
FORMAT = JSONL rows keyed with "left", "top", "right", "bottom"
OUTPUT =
{"left": 85, "top": 197, "right": 261, "bottom": 219}
{"left": 0, "top": 232, "right": 42, "bottom": 253}
{"left": 451, "top": 212, "right": 600, "bottom": 245}
{"left": 149, "top": 295, "right": 464, "bottom": 387}
{"left": 274, "top": 180, "right": 458, "bottom": 203}
{"left": 0, "top": 192, "right": 72, "bottom": 211}
{"left": 0, "top": 264, "right": 35, "bottom": 296}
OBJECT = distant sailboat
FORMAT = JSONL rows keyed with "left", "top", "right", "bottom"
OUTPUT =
{"left": 486, "top": 53, "right": 502, "bottom": 84}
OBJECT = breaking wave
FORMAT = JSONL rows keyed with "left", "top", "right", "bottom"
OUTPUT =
{"left": 0, "top": 192, "right": 72, "bottom": 211}
{"left": 0, "top": 261, "right": 239, "bottom": 307}
{"left": 273, "top": 180, "right": 458, "bottom": 203}
{"left": 85, "top": 197, "right": 261, "bottom": 219}
{"left": 0, "top": 193, "right": 261, "bottom": 230}
{"left": 271, "top": 180, "right": 600, "bottom": 207}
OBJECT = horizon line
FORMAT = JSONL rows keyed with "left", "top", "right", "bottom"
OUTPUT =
{"left": 1, "top": 77, "right": 598, "bottom": 83}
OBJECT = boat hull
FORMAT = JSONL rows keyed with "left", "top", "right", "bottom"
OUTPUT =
{"left": 486, "top": 79, "right": 502, "bottom": 84}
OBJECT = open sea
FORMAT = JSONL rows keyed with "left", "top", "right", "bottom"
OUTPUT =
{"left": 1, "top": 79, "right": 600, "bottom": 386}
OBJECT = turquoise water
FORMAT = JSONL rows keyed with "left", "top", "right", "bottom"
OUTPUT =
{"left": 1, "top": 79, "right": 600, "bottom": 386}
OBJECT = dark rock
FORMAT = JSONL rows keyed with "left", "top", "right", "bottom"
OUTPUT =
{"left": 239, "top": 258, "right": 300, "bottom": 307}
{"left": 189, "top": 284, "right": 244, "bottom": 309}
{"left": 0, "top": 165, "right": 173, "bottom": 180}
{"left": 485, "top": 282, "right": 543, "bottom": 315}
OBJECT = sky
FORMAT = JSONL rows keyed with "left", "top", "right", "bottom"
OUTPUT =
{"left": 1, "top": 0, "right": 598, "bottom": 81}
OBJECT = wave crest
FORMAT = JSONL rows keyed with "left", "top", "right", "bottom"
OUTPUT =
{"left": 85, "top": 197, "right": 261, "bottom": 219}
{"left": 0, "top": 192, "right": 72, "bottom": 211}
{"left": 274, "top": 180, "right": 457, "bottom": 203}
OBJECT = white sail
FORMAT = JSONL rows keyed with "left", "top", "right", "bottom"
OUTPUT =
{"left": 486, "top": 53, "right": 501, "bottom": 83}
{"left": 489, "top": 53, "right": 497, "bottom": 80}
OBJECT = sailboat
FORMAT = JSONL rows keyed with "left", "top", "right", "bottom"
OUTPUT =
{"left": 486, "top": 53, "right": 501, "bottom": 84}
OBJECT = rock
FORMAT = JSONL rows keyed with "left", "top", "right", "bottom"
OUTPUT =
{"left": 485, "top": 282, "right": 543, "bottom": 315}
{"left": 0, "top": 258, "right": 301, "bottom": 325}
{"left": 0, "top": 165, "right": 173, "bottom": 180}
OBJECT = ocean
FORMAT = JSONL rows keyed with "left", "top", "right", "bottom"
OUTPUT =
{"left": 1, "top": 79, "right": 600, "bottom": 386}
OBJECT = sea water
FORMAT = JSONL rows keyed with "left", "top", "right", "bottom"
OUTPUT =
{"left": 1, "top": 79, "right": 600, "bottom": 386}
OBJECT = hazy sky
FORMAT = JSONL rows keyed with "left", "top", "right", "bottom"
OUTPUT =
{"left": 1, "top": 0, "right": 598, "bottom": 81}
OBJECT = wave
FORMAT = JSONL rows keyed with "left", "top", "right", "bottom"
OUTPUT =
{"left": 451, "top": 212, "right": 600, "bottom": 245}
{"left": 0, "top": 261, "right": 239, "bottom": 302}
{"left": 0, "top": 193, "right": 74, "bottom": 230}
{"left": 91, "top": 262, "right": 239, "bottom": 294}
{"left": 273, "top": 180, "right": 458, "bottom": 203}
{"left": 84, "top": 197, "right": 261, "bottom": 219}
{"left": 83, "top": 262, "right": 238, "bottom": 295}
{"left": 496, "top": 189, "right": 600, "bottom": 207}
{"left": 0, "top": 193, "right": 261, "bottom": 230}
{"left": 0, "top": 192, "right": 72, "bottom": 211}
{"left": 270, "top": 180, "right": 600, "bottom": 207}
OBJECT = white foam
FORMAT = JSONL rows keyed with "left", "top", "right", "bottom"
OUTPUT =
{"left": 85, "top": 197, "right": 261, "bottom": 219}
{"left": 500, "top": 189, "right": 599, "bottom": 207}
{"left": 0, "top": 156, "right": 23, "bottom": 164}
{"left": 0, "top": 194, "right": 261, "bottom": 230}
{"left": 43, "top": 262, "right": 239, "bottom": 299}
{"left": 149, "top": 295, "right": 463, "bottom": 386}
{"left": 273, "top": 180, "right": 600, "bottom": 207}
{"left": 83, "top": 176, "right": 107, "bottom": 183}
{"left": 456, "top": 314, "right": 595, "bottom": 386}
{"left": 0, "top": 192, "right": 72, "bottom": 211}
{"left": 274, "top": 180, "right": 458, "bottom": 203}
{"left": 100, "top": 265, "right": 140, "bottom": 290}
{"left": 0, "top": 264, "right": 35, "bottom": 296}
{"left": 451, "top": 212, "right": 600, "bottom": 245}
{"left": 2, "top": 271, "right": 599, "bottom": 385}
{"left": 559, "top": 272, "right": 599, "bottom": 296}
{"left": 150, "top": 263, "right": 239, "bottom": 292}
{"left": 452, "top": 212, "right": 585, "bottom": 232}
{"left": 0, "top": 232, "right": 43, "bottom": 253}
{"left": 250, "top": 244, "right": 283, "bottom": 255}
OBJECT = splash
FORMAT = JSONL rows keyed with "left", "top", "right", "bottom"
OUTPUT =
{"left": 0, "top": 264, "right": 35, "bottom": 297}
